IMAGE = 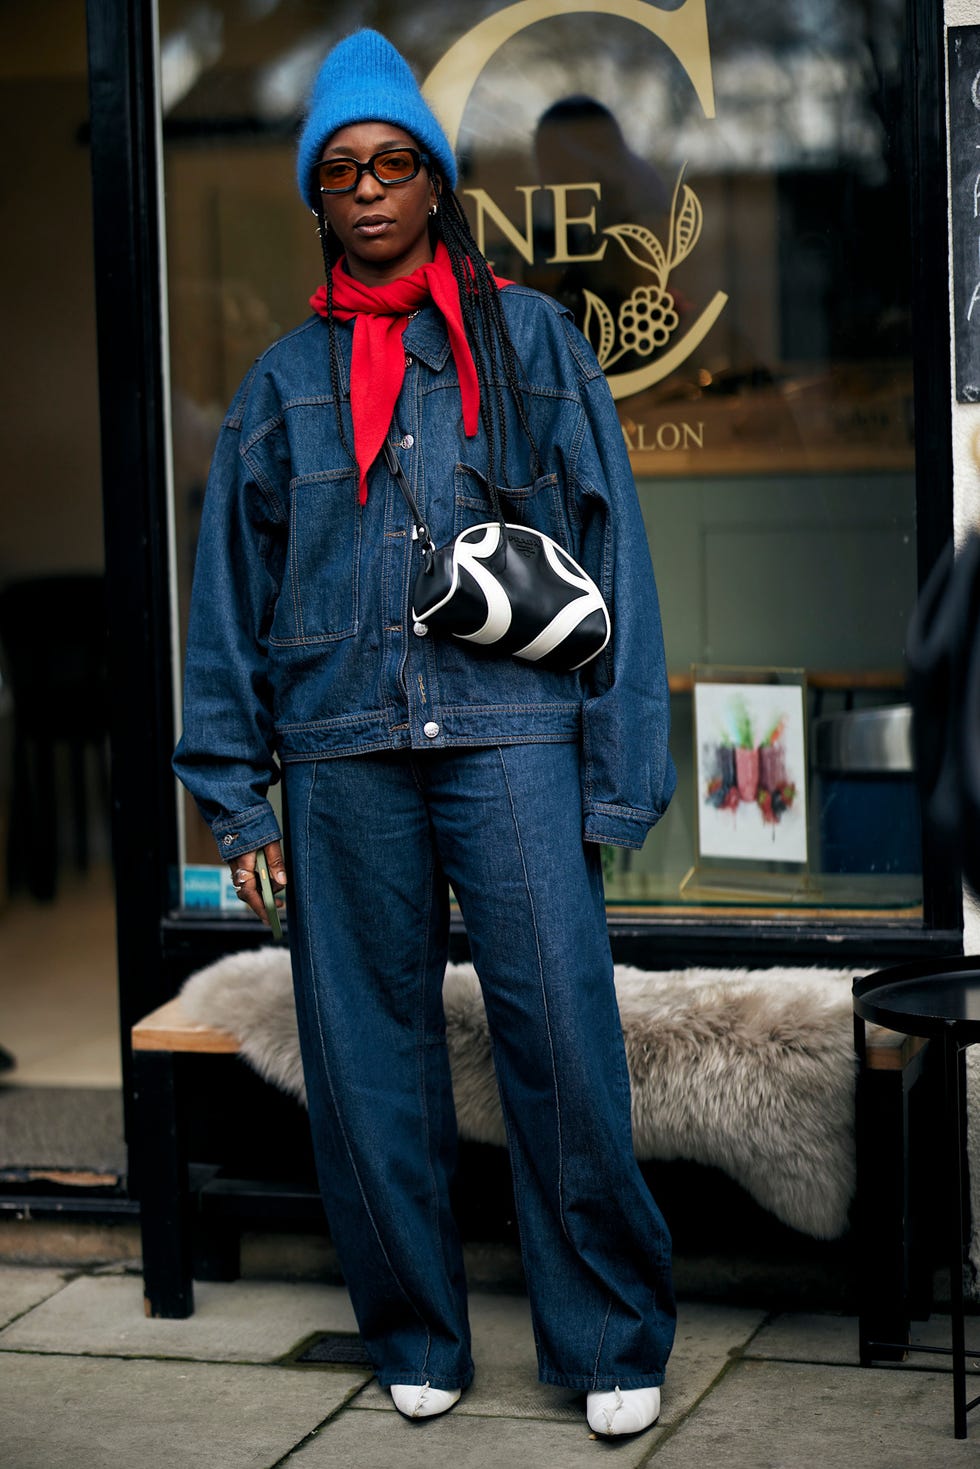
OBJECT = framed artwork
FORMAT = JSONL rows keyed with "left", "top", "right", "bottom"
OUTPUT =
{"left": 693, "top": 668, "right": 809, "bottom": 869}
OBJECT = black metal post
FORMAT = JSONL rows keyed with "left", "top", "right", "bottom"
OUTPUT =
{"left": 907, "top": 0, "right": 961, "bottom": 938}
{"left": 86, "top": 0, "right": 178, "bottom": 1165}
{"left": 943, "top": 1026, "right": 968, "bottom": 1438}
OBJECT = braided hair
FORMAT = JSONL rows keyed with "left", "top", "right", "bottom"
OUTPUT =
{"left": 316, "top": 204, "right": 356, "bottom": 469}
{"left": 315, "top": 177, "right": 541, "bottom": 488}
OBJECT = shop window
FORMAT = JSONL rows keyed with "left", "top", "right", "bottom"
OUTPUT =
{"left": 161, "top": 0, "right": 920, "bottom": 926}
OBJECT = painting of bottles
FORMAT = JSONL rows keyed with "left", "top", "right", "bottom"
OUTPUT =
{"left": 694, "top": 676, "right": 808, "bottom": 864}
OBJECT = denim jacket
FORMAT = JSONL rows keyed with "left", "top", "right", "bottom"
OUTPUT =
{"left": 173, "top": 285, "right": 675, "bottom": 860}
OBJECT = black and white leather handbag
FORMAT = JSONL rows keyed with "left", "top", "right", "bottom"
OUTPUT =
{"left": 383, "top": 441, "right": 611, "bottom": 673}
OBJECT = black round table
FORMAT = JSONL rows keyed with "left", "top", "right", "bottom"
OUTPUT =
{"left": 854, "top": 956, "right": 980, "bottom": 1439}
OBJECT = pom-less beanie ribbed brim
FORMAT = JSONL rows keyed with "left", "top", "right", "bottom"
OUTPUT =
{"left": 296, "top": 30, "right": 457, "bottom": 210}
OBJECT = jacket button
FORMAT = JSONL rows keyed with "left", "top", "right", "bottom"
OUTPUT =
{"left": 222, "top": 834, "right": 236, "bottom": 846}
{"left": 404, "top": 354, "right": 414, "bottom": 367}
{"left": 402, "top": 433, "right": 414, "bottom": 447}
{"left": 423, "top": 721, "right": 440, "bottom": 739}
{"left": 413, "top": 620, "right": 428, "bottom": 636}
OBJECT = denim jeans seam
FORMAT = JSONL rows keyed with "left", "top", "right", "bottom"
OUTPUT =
{"left": 495, "top": 746, "right": 571, "bottom": 1247}
{"left": 414, "top": 749, "right": 469, "bottom": 1379}
{"left": 412, "top": 839, "right": 447, "bottom": 1385}
{"left": 407, "top": 749, "right": 427, "bottom": 797}
{"left": 590, "top": 1298, "right": 613, "bottom": 1389}
{"left": 299, "top": 761, "right": 429, "bottom": 1344}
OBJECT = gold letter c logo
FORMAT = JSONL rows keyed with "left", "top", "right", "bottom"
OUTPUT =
{"left": 424, "top": 0, "right": 728, "bottom": 400}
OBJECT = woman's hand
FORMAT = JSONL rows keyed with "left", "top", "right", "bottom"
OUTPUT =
{"left": 228, "top": 841, "right": 287, "bottom": 926}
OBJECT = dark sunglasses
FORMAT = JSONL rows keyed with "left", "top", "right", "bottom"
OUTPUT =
{"left": 316, "top": 147, "right": 431, "bottom": 195}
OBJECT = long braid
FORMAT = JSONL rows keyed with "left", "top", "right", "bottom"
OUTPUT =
{"left": 437, "top": 189, "right": 542, "bottom": 485}
{"left": 316, "top": 202, "right": 356, "bottom": 469}
{"left": 439, "top": 198, "right": 507, "bottom": 478}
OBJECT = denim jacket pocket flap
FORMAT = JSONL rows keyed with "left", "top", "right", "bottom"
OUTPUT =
{"left": 453, "top": 462, "right": 566, "bottom": 544}
{"left": 270, "top": 468, "right": 359, "bottom": 646}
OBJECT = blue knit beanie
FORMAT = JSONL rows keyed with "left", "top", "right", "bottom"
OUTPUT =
{"left": 296, "top": 30, "right": 457, "bottom": 211}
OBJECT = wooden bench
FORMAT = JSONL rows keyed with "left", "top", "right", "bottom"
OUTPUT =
{"left": 131, "top": 997, "right": 932, "bottom": 1323}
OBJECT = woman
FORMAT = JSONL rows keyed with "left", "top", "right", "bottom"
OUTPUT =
{"left": 174, "top": 30, "right": 676, "bottom": 1437}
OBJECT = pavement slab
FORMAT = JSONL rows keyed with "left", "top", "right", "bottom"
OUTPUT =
{"left": 746, "top": 1312, "right": 980, "bottom": 1373}
{"left": 646, "top": 1359, "right": 975, "bottom": 1468}
{"left": 0, "top": 1275, "right": 359, "bottom": 1363}
{"left": 0, "top": 1265, "right": 69, "bottom": 1328}
{"left": 665, "top": 1301, "right": 768, "bottom": 1419}
{"left": 0, "top": 1351, "right": 370, "bottom": 1469}
{"left": 350, "top": 1295, "right": 765, "bottom": 1424}
{"left": 282, "top": 1402, "right": 659, "bottom": 1468}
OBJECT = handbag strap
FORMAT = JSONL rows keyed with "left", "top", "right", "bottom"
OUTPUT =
{"left": 382, "top": 437, "right": 512, "bottom": 553}
{"left": 381, "top": 440, "right": 436, "bottom": 557}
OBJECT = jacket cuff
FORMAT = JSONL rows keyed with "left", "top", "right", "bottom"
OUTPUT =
{"left": 211, "top": 802, "right": 282, "bottom": 861}
{"left": 583, "top": 803, "right": 659, "bottom": 850}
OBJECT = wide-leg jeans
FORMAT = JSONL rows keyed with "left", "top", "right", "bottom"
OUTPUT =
{"left": 283, "top": 742, "right": 675, "bottom": 1393}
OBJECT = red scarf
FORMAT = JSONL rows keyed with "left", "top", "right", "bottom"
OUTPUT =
{"left": 309, "top": 242, "right": 510, "bottom": 504}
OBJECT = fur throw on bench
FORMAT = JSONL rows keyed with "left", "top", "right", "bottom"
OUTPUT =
{"left": 180, "top": 952, "right": 980, "bottom": 1270}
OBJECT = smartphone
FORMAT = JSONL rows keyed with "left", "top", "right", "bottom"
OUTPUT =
{"left": 254, "top": 849, "right": 284, "bottom": 941}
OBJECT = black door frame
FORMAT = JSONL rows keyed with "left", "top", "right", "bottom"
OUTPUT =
{"left": 87, "top": 0, "right": 179, "bottom": 1156}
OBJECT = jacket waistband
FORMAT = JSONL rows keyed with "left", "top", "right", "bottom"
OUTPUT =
{"left": 277, "top": 701, "right": 582, "bottom": 759}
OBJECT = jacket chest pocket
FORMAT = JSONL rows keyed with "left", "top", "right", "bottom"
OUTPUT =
{"left": 453, "top": 463, "right": 569, "bottom": 547}
{"left": 270, "top": 469, "right": 359, "bottom": 645}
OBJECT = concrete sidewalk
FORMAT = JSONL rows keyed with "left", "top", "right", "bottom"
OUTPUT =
{"left": 0, "top": 1263, "right": 976, "bottom": 1467}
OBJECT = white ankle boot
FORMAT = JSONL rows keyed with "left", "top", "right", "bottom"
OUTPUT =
{"left": 586, "top": 1385, "right": 661, "bottom": 1436}
{"left": 390, "top": 1381, "right": 462, "bottom": 1419}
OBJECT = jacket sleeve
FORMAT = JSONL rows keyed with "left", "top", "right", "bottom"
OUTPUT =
{"left": 172, "top": 368, "right": 288, "bottom": 861}
{"left": 566, "top": 327, "right": 677, "bottom": 849}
